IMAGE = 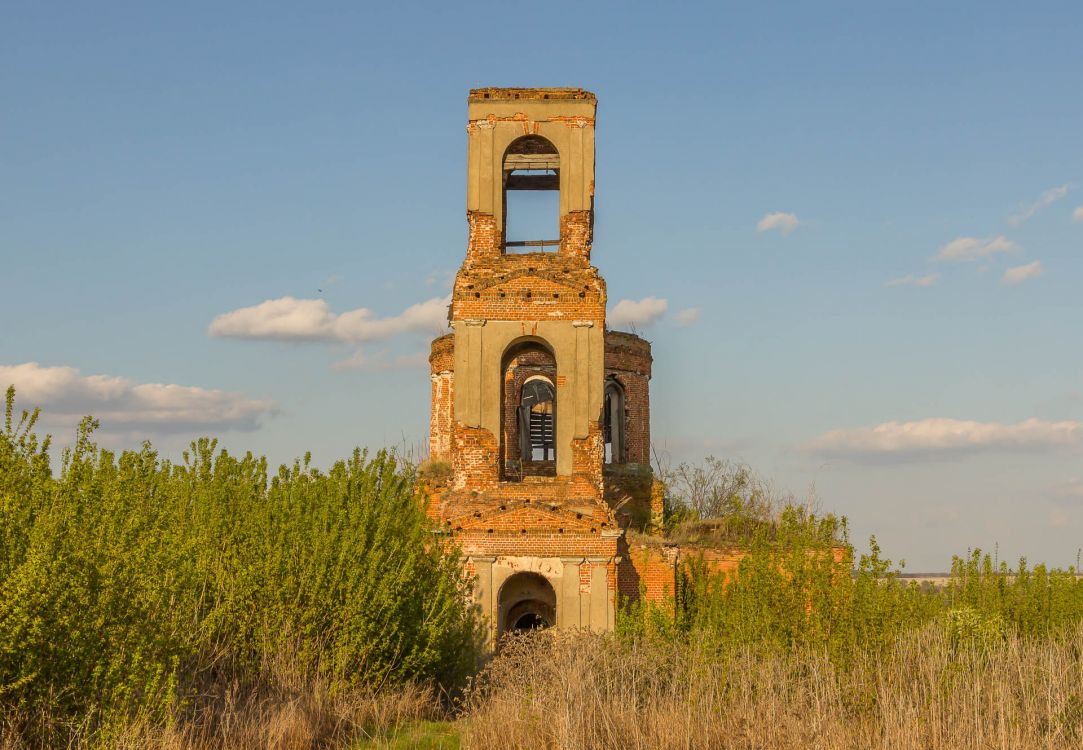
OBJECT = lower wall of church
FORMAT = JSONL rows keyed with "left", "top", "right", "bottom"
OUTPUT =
{"left": 466, "top": 551, "right": 618, "bottom": 647}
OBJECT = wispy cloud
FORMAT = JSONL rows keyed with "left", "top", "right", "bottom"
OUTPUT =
{"left": 424, "top": 269, "right": 455, "bottom": 288}
{"left": 756, "top": 212, "right": 800, "bottom": 236}
{"left": 1047, "top": 478, "right": 1083, "bottom": 501}
{"left": 1008, "top": 184, "right": 1070, "bottom": 226}
{"left": 805, "top": 417, "right": 1083, "bottom": 462}
{"left": 673, "top": 307, "right": 701, "bottom": 326}
{"left": 208, "top": 296, "right": 450, "bottom": 343}
{"left": 886, "top": 272, "right": 940, "bottom": 288}
{"left": 1002, "top": 260, "right": 1043, "bottom": 286}
{"left": 608, "top": 297, "right": 668, "bottom": 330}
{"left": 1072, "top": 206, "right": 1083, "bottom": 223}
{"left": 331, "top": 350, "right": 428, "bottom": 373}
{"left": 0, "top": 362, "right": 276, "bottom": 434}
{"left": 934, "top": 235, "right": 1019, "bottom": 262}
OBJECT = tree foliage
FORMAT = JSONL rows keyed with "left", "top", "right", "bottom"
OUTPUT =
{"left": 0, "top": 386, "right": 480, "bottom": 731}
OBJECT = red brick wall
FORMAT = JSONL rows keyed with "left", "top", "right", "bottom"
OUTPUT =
{"left": 451, "top": 252, "right": 606, "bottom": 324}
{"left": 467, "top": 211, "right": 500, "bottom": 261}
{"left": 621, "top": 543, "right": 680, "bottom": 603}
{"left": 452, "top": 425, "right": 500, "bottom": 491}
{"left": 560, "top": 210, "right": 593, "bottom": 261}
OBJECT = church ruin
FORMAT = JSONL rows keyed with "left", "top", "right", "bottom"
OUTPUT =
{"left": 426, "top": 88, "right": 702, "bottom": 644}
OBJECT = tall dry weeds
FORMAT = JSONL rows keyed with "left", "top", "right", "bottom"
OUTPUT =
{"left": 0, "top": 646, "right": 442, "bottom": 750}
{"left": 462, "top": 626, "right": 1083, "bottom": 750}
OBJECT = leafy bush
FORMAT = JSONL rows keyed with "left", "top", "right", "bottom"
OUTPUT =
{"left": 0, "top": 387, "right": 480, "bottom": 737}
{"left": 622, "top": 503, "right": 1083, "bottom": 658}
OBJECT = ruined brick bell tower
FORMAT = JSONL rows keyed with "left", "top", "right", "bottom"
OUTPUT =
{"left": 427, "top": 88, "right": 658, "bottom": 644}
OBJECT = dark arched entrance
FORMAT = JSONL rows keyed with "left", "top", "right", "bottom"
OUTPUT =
{"left": 498, "top": 572, "right": 556, "bottom": 635}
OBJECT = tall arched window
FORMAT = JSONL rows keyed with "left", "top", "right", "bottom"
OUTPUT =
{"left": 502, "top": 135, "right": 560, "bottom": 253}
{"left": 520, "top": 376, "right": 556, "bottom": 462}
{"left": 603, "top": 379, "right": 625, "bottom": 464}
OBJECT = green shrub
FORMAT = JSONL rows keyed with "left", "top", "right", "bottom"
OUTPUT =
{"left": 0, "top": 387, "right": 481, "bottom": 733}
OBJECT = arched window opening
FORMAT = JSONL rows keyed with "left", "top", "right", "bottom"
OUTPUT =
{"left": 501, "top": 340, "right": 557, "bottom": 481}
{"left": 503, "top": 135, "right": 560, "bottom": 253}
{"left": 603, "top": 379, "right": 626, "bottom": 464}
{"left": 521, "top": 377, "right": 556, "bottom": 463}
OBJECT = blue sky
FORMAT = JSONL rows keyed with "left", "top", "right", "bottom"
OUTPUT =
{"left": 3, "top": 2, "right": 1082, "bottom": 569}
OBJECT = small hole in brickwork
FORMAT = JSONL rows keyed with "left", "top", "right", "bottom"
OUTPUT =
{"left": 525, "top": 291, "right": 532, "bottom": 298}
{"left": 543, "top": 94, "right": 550, "bottom": 99}
{"left": 552, "top": 293, "right": 559, "bottom": 299}
{"left": 500, "top": 505, "right": 506, "bottom": 511}
{"left": 576, "top": 513, "right": 582, "bottom": 519}
{"left": 474, "top": 292, "right": 480, "bottom": 298}
{"left": 578, "top": 291, "right": 585, "bottom": 298}
{"left": 473, "top": 511, "right": 481, "bottom": 517}
{"left": 499, "top": 292, "right": 506, "bottom": 298}
{"left": 520, "top": 529, "right": 526, "bottom": 534}
{"left": 524, "top": 498, "right": 531, "bottom": 503}
{"left": 562, "top": 268, "right": 569, "bottom": 273}
{"left": 559, "top": 528, "right": 564, "bottom": 534}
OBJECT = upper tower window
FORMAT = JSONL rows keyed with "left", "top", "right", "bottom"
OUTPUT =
{"left": 603, "top": 379, "right": 625, "bottom": 464}
{"left": 502, "top": 136, "right": 560, "bottom": 253}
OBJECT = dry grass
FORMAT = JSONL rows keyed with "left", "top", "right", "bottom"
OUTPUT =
{"left": 0, "top": 649, "right": 444, "bottom": 750}
{"left": 462, "top": 626, "right": 1083, "bottom": 750}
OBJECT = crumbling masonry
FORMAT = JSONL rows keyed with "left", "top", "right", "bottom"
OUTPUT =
{"left": 426, "top": 88, "right": 703, "bottom": 643}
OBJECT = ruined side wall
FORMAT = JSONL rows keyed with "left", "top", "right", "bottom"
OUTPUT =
{"left": 429, "top": 334, "right": 455, "bottom": 462}
{"left": 622, "top": 545, "right": 748, "bottom": 608}
{"left": 604, "top": 331, "right": 652, "bottom": 465}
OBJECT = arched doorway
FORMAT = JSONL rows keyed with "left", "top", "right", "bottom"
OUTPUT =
{"left": 498, "top": 572, "right": 556, "bottom": 634}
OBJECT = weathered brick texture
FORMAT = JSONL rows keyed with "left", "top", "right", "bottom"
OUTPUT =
{"left": 424, "top": 87, "right": 679, "bottom": 636}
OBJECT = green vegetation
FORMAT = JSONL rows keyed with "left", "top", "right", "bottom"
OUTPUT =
{"left": 0, "top": 387, "right": 480, "bottom": 745}
{"left": 3, "top": 393, "right": 1083, "bottom": 749}
{"left": 635, "top": 455, "right": 1083, "bottom": 657}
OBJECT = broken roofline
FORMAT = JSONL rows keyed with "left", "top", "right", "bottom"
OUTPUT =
{"left": 469, "top": 87, "right": 596, "bottom": 102}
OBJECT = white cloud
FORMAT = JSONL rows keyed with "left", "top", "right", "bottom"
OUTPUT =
{"left": 756, "top": 212, "right": 800, "bottom": 236}
{"left": 1048, "top": 478, "right": 1083, "bottom": 501}
{"left": 0, "top": 362, "right": 275, "bottom": 434}
{"left": 805, "top": 417, "right": 1083, "bottom": 462}
{"left": 1008, "top": 184, "right": 1070, "bottom": 226}
{"left": 934, "top": 235, "right": 1019, "bottom": 262}
{"left": 608, "top": 297, "right": 668, "bottom": 330}
{"left": 424, "top": 269, "right": 455, "bottom": 288}
{"left": 208, "top": 296, "right": 450, "bottom": 343}
{"left": 1002, "top": 260, "right": 1043, "bottom": 286}
{"left": 885, "top": 272, "right": 940, "bottom": 288}
{"left": 1072, "top": 206, "right": 1083, "bottom": 223}
{"left": 331, "top": 349, "right": 429, "bottom": 373}
{"left": 673, "top": 307, "right": 701, "bottom": 326}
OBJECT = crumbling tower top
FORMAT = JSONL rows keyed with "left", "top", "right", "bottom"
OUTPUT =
{"left": 468, "top": 87, "right": 596, "bottom": 102}
{"left": 465, "top": 86, "right": 597, "bottom": 263}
